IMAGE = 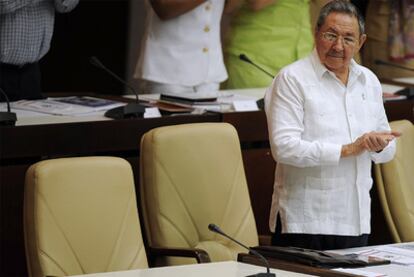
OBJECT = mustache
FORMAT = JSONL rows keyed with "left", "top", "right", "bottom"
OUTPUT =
{"left": 327, "top": 51, "right": 344, "bottom": 58}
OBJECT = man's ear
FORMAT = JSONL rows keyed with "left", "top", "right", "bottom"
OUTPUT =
{"left": 358, "top": 34, "right": 367, "bottom": 50}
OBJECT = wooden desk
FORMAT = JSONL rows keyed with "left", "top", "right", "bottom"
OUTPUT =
{"left": 238, "top": 253, "right": 358, "bottom": 277}
{"left": 383, "top": 99, "right": 414, "bottom": 124}
{"left": 239, "top": 244, "right": 414, "bottom": 277}
{"left": 1, "top": 98, "right": 412, "bottom": 276}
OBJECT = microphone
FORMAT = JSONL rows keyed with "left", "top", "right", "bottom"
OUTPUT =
{"left": 0, "top": 87, "right": 17, "bottom": 126}
{"left": 89, "top": 56, "right": 146, "bottom": 119}
{"left": 238, "top": 54, "right": 272, "bottom": 110}
{"left": 239, "top": 54, "right": 274, "bottom": 79}
{"left": 374, "top": 60, "right": 414, "bottom": 98}
{"left": 208, "top": 223, "right": 275, "bottom": 277}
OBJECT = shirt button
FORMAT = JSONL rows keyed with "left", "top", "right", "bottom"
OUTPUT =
{"left": 202, "top": 47, "right": 209, "bottom": 53}
{"left": 204, "top": 26, "right": 210, "bottom": 32}
{"left": 205, "top": 4, "right": 211, "bottom": 11}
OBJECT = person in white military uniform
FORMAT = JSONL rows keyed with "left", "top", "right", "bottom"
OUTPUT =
{"left": 135, "top": 0, "right": 238, "bottom": 94}
{"left": 265, "top": 0, "right": 401, "bottom": 250}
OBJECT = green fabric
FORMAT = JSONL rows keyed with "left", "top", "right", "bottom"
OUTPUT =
{"left": 223, "top": 0, "right": 314, "bottom": 89}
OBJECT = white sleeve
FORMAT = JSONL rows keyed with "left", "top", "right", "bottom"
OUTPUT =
{"left": 265, "top": 72, "right": 342, "bottom": 168}
{"left": 369, "top": 79, "right": 396, "bottom": 163}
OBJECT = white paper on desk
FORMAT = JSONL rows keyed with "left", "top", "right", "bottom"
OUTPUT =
{"left": 144, "top": 107, "right": 161, "bottom": 118}
{"left": 351, "top": 247, "right": 414, "bottom": 266}
{"left": 137, "top": 94, "right": 160, "bottom": 102}
{"left": 393, "top": 77, "right": 414, "bottom": 84}
{"left": 11, "top": 98, "right": 125, "bottom": 116}
{"left": 381, "top": 83, "right": 405, "bottom": 94}
{"left": 333, "top": 268, "right": 387, "bottom": 277}
{"left": 378, "top": 245, "right": 414, "bottom": 259}
{"left": 381, "top": 83, "right": 408, "bottom": 101}
{"left": 232, "top": 100, "right": 259, "bottom": 111}
{"left": 217, "top": 93, "right": 259, "bottom": 103}
{"left": 1, "top": 103, "right": 49, "bottom": 118}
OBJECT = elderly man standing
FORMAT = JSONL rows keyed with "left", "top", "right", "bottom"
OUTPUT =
{"left": 0, "top": 0, "right": 79, "bottom": 102}
{"left": 265, "top": 0, "right": 401, "bottom": 250}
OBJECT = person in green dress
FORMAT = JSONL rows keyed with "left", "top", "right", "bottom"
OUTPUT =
{"left": 223, "top": 0, "right": 315, "bottom": 89}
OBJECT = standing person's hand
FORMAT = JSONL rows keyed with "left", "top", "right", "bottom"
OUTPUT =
{"left": 341, "top": 131, "right": 401, "bottom": 157}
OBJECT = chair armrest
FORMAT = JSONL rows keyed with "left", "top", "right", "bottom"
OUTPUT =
{"left": 149, "top": 246, "right": 211, "bottom": 263}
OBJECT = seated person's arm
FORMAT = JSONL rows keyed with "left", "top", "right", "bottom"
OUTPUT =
{"left": 150, "top": 0, "right": 206, "bottom": 20}
{"left": 54, "top": 0, "right": 79, "bottom": 13}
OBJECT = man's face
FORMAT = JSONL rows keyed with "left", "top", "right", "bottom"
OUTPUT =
{"left": 315, "top": 12, "right": 366, "bottom": 74}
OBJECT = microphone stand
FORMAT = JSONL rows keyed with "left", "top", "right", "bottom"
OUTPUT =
{"left": 238, "top": 54, "right": 274, "bottom": 110}
{"left": 239, "top": 54, "right": 274, "bottom": 79}
{"left": 208, "top": 224, "right": 276, "bottom": 277}
{"left": 89, "top": 56, "right": 146, "bottom": 119}
{"left": 0, "top": 87, "right": 17, "bottom": 126}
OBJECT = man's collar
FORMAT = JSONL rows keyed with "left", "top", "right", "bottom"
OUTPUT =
{"left": 349, "top": 58, "right": 365, "bottom": 83}
{"left": 311, "top": 48, "right": 365, "bottom": 84}
{"left": 310, "top": 49, "right": 329, "bottom": 80}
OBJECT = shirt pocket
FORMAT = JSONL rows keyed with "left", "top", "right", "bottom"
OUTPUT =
{"left": 304, "top": 176, "right": 348, "bottom": 222}
{"left": 303, "top": 98, "right": 338, "bottom": 137}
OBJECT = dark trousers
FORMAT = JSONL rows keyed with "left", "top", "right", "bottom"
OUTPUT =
{"left": 0, "top": 62, "right": 44, "bottom": 102}
{"left": 271, "top": 215, "right": 369, "bottom": 251}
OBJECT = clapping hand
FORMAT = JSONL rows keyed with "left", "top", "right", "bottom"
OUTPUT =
{"left": 341, "top": 131, "right": 402, "bottom": 157}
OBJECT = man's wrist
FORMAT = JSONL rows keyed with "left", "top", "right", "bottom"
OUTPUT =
{"left": 341, "top": 143, "right": 354, "bottom": 157}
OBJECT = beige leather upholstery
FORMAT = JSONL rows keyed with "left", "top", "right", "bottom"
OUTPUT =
{"left": 374, "top": 120, "right": 414, "bottom": 242}
{"left": 24, "top": 157, "right": 148, "bottom": 277}
{"left": 140, "top": 123, "right": 259, "bottom": 265}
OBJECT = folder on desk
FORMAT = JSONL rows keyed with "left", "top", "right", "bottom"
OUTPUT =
{"left": 160, "top": 92, "right": 218, "bottom": 103}
{"left": 251, "top": 246, "right": 390, "bottom": 268}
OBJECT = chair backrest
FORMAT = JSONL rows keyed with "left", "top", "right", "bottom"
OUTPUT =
{"left": 24, "top": 157, "right": 148, "bottom": 277}
{"left": 374, "top": 120, "right": 414, "bottom": 242}
{"left": 140, "top": 123, "right": 259, "bottom": 265}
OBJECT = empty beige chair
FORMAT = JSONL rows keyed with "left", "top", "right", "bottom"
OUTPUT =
{"left": 374, "top": 120, "right": 414, "bottom": 242}
{"left": 24, "top": 157, "right": 148, "bottom": 277}
{"left": 140, "top": 123, "right": 259, "bottom": 265}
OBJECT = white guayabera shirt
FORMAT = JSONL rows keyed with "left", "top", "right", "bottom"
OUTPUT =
{"left": 135, "top": 0, "right": 228, "bottom": 87}
{"left": 265, "top": 49, "right": 396, "bottom": 236}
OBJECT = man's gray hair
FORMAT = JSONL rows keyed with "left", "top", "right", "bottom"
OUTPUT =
{"left": 316, "top": 0, "right": 365, "bottom": 35}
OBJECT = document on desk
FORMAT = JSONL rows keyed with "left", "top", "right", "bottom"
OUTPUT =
{"left": 333, "top": 268, "right": 386, "bottom": 277}
{"left": 381, "top": 83, "right": 405, "bottom": 94}
{"left": 138, "top": 92, "right": 259, "bottom": 113}
{"left": 349, "top": 246, "right": 414, "bottom": 266}
{"left": 393, "top": 77, "right": 414, "bottom": 85}
{"left": 11, "top": 97, "right": 125, "bottom": 116}
{"left": 381, "top": 83, "right": 408, "bottom": 101}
